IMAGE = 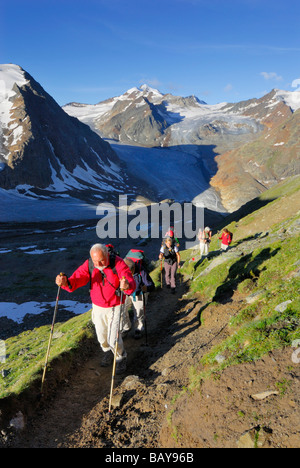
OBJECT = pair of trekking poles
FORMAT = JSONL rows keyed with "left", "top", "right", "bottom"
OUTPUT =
{"left": 41, "top": 274, "right": 148, "bottom": 414}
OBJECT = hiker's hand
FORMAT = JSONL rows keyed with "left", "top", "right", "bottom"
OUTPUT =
{"left": 142, "top": 285, "right": 147, "bottom": 292}
{"left": 120, "top": 277, "right": 129, "bottom": 291}
{"left": 56, "top": 274, "right": 68, "bottom": 287}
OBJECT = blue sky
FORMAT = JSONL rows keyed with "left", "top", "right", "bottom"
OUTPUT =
{"left": 1, "top": 0, "right": 300, "bottom": 106}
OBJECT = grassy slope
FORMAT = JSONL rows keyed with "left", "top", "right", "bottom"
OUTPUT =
{"left": 181, "top": 175, "right": 300, "bottom": 388}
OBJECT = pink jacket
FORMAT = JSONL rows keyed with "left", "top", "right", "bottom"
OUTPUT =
{"left": 62, "top": 255, "right": 136, "bottom": 308}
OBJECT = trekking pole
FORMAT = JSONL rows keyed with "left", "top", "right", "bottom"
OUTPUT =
{"left": 40, "top": 272, "right": 65, "bottom": 395}
{"left": 142, "top": 292, "right": 148, "bottom": 346}
{"left": 108, "top": 279, "right": 125, "bottom": 414}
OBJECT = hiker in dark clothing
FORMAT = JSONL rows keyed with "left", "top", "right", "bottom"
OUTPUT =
{"left": 159, "top": 237, "right": 181, "bottom": 293}
{"left": 122, "top": 258, "right": 155, "bottom": 338}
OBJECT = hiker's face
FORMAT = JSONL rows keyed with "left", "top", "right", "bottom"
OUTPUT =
{"left": 91, "top": 250, "right": 109, "bottom": 269}
{"left": 166, "top": 241, "right": 172, "bottom": 248}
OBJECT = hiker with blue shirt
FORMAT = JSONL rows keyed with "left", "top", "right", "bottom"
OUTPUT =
{"left": 122, "top": 257, "right": 155, "bottom": 339}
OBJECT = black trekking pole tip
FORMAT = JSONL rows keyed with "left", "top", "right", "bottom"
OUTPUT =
{"left": 37, "top": 389, "right": 45, "bottom": 402}
{"left": 140, "top": 341, "right": 150, "bottom": 349}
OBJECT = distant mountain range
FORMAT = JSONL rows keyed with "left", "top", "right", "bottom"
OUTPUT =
{"left": 1, "top": 64, "right": 299, "bottom": 222}
{"left": 64, "top": 83, "right": 300, "bottom": 212}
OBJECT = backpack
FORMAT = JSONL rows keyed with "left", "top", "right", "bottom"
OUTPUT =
{"left": 163, "top": 245, "right": 177, "bottom": 265}
{"left": 228, "top": 231, "right": 233, "bottom": 244}
{"left": 125, "top": 249, "right": 149, "bottom": 273}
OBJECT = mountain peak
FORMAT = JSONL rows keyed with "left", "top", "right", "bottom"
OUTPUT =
{"left": 139, "top": 83, "right": 161, "bottom": 94}
{"left": 0, "top": 64, "right": 28, "bottom": 98}
{"left": 275, "top": 88, "right": 300, "bottom": 112}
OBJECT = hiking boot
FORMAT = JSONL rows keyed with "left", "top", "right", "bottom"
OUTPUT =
{"left": 171, "top": 288, "right": 176, "bottom": 294}
{"left": 121, "top": 326, "right": 131, "bottom": 338}
{"left": 101, "top": 351, "right": 113, "bottom": 367}
{"left": 134, "top": 329, "right": 142, "bottom": 340}
{"left": 116, "top": 356, "right": 127, "bottom": 375}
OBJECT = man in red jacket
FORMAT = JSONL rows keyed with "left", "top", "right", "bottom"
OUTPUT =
{"left": 55, "top": 243, "right": 136, "bottom": 374}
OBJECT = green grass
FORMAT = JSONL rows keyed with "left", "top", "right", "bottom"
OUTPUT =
{"left": 186, "top": 234, "right": 300, "bottom": 389}
{"left": 0, "top": 310, "right": 93, "bottom": 399}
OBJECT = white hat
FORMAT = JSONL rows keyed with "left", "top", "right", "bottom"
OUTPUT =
{"left": 205, "top": 227, "right": 211, "bottom": 232}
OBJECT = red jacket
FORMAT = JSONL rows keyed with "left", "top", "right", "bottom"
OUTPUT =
{"left": 62, "top": 255, "right": 136, "bottom": 308}
{"left": 219, "top": 232, "right": 232, "bottom": 246}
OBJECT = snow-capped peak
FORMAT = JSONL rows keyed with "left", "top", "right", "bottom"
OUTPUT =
{"left": 275, "top": 89, "right": 300, "bottom": 112}
{"left": 0, "top": 64, "right": 28, "bottom": 130}
{"left": 124, "top": 84, "right": 163, "bottom": 99}
{"left": 0, "top": 64, "right": 28, "bottom": 98}
{"left": 139, "top": 83, "right": 162, "bottom": 95}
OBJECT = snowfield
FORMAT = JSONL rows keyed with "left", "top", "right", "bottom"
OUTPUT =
{"left": 0, "top": 64, "right": 28, "bottom": 153}
{"left": 0, "top": 301, "right": 91, "bottom": 324}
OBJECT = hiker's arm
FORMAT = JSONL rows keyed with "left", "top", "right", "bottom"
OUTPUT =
{"left": 56, "top": 260, "right": 90, "bottom": 292}
{"left": 159, "top": 247, "right": 164, "bottom": 260}
{"left": 176, "top": 252, "right": 181, "bottom": 267}
{"left": 141, "top": 269, "right": 155, "bottom": 293}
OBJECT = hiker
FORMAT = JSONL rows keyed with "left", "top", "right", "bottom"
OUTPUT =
{"left": 159, "top": 237, "right": 181, "bottom": 293}
{"left": 198, "top": 226, "right": 212, "bottom": 257}
{"left": 55, "top": 243, "right": 135, "bottom": 374}
{"left": 219, "top": 228, "right": 232, "bottom": 251}
{"left": 122, "top": 258, "right": 155, "bottom": 339}
{"left": 164, "top": 227, "right": 180, "bottom": 247}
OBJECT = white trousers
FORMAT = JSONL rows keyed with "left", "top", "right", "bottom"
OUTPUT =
{"left": 122, "top": 293, "right": 149, "bottom": 332}
{"left": 199, "top": 241, "right": 209, "bottom": 256}
{"left": 92, "top": 303, "right": 125, "bottom": 359}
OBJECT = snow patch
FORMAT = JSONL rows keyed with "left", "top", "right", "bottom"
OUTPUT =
{"left": 0, "top": 301, "right": 91, "bottom": 324}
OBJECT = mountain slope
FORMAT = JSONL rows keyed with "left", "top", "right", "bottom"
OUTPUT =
{"left": 211, "top": 107, "right": 300, "bottom": 211}
{"left": 0, "top": 65, "right": 151, "bottom": 208}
